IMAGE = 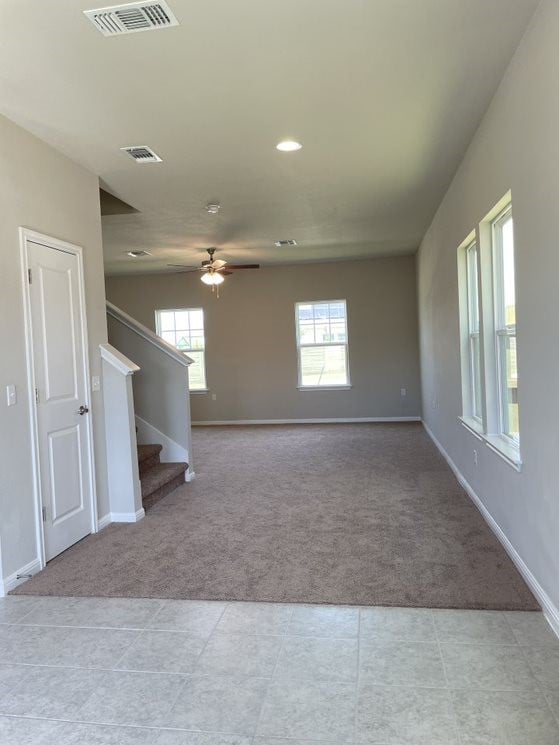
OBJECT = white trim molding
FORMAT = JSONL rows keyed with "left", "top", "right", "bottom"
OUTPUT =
{"left": 422, "top": 419, "right": 559, "bottom": 639}
{"left": 109, "top": 508, "right": 145, "bottom": 524}
{"left": 0, "top": 558, "right": 42, "bottom": 597}
{"left": 100, "top": 343, "right": 140, "bottom": 376}
{"left": 193, "top": 417, "right": 421, "bottom": 426}
{"left": 97, "top": 513, "right": 112, "bottom": 531}
{"left": 107, "top": 301, "right": 193, "bottom": 367}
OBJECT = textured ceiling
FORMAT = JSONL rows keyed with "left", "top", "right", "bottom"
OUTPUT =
{"left": 0, "top": 0, "right": 539, "bottom": 274}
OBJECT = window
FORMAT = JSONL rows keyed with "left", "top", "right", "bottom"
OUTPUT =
{"left": 492, "top": 206, "right": 519, "bottom": 444}
{"left": 155, "top": 308, "right": 207, "bottom": 391}
{"left": 465, "top": 240, "right": 482, "bottom": 421}
{"left": 295, "top": 300, "right": 350, "bottom": 388}
{"left": 457, "top": 195, "right": 521, "bottom": 468}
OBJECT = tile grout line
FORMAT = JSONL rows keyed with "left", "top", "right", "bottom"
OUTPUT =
{"left": 251, "top": 605, "right": 295, "bottom": 739}
{"left": 433, "top": 609, "right": 465, "bottom": 745}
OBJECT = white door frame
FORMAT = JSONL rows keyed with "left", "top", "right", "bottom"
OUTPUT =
{"left": 19, "top": 227, "right": 98, "bottom": 569}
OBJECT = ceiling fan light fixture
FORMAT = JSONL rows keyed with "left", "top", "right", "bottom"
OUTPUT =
{"left": 201, "top": 271, "right": 224, "bottom": 286}
{"left": 276, "top": 139, "right": 302, "bottom": 152}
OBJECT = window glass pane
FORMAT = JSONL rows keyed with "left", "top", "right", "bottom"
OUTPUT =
{"left": 314, "top": 321, "right": 331, "bottom": 343}
{"left": 186, "top": 350, "right": 206, "bottom": 390}
{"left": 470, "top": 334, "right": 482, "bottom": 420}
{"left": 190, "top": 331, "right": 205, "bottom": 349}
{"left": 299, "top": 322, "right": 315, "bottom": 344}
{"left": 189, "top": 309, "right": 204, "bottom": 330}
{"left": 499, "top": 334, "right": 519, "bottom": 441}
{"left": 159, "top": 312, "right": 175, "bottom": 332}
{"left": 298, "top": 304, "right": 313, "bottom": 321}
{"left": 501, "top": 216, "right": 515, "bottom": 326}
{"left": 300, "top": 345, "right": 347, "bottom": 386}
{"left": 466, "top": 243, "right": 479, "bottom": 332}
{"left": 174, "top": 310, "right": 190, "bottom": 331}
{"left": 176, "top": 335, "right": 190, "bottom": 351}
{"left": 330, "top": 321, "right": 347, "bottom": 343}
{"left": 329, "top": 302, "right": 345, "bottom": 318}
{"left": 313, "top": 303, "right": 330, "bottom": 320}
{"left": 161, "top": 331, "right": 176, "bottom": 346}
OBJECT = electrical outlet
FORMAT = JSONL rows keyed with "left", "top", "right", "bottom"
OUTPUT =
{"left": 91, "top": 376, "right": 101, "bottom": 392}
{"left": 473, "top": 449, "right": 478, "bottom": 466}
{"left": 211, "top": 393, "right": 217, "bottom": 401}
{"left": 400, "top": 388, "right": 407, "bottom": 397}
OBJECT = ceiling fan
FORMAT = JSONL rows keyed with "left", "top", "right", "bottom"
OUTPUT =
{"left": 167, "top": 248, "right": 259, "bottom": 290}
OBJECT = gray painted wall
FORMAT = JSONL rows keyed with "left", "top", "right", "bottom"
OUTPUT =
{"left": 0, "top": 113, "right": 109, "bottom": 583}
{"left": 106, "top": 256, "right": 421, "bottom": 422}
{"left": 418, "top": 0, "right": 559, "bottom": 612}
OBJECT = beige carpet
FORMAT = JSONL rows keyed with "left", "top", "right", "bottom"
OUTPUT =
{"left": 13, "top": 423, "right": 538, "bottom": 609}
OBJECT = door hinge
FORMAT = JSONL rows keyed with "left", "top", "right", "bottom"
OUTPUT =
{"left": 42, "top": 506, "right": 47, "bottom": 522}
{"left": 35, "top": 388, "right": 39, "bottom": 404}
{"left": 28, "top": 268, "right": 32, "bottom": 284}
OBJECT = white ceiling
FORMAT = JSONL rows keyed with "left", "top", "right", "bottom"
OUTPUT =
{"left": 0, "top": 0, "right": 539, "bottom": 275}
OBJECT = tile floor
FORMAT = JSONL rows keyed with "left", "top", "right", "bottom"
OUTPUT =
{"left": 0, "top": 596, "right": 558, "bottom": 744}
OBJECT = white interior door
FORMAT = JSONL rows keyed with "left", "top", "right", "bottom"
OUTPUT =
{"left": 27, "top": 238, "right": 94, "bottom": 561}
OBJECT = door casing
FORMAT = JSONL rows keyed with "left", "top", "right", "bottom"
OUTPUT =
{"left": 19, "top": 227, "right": 98, "bottom": 569}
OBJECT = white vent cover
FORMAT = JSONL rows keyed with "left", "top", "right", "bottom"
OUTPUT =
{"left": 120, "top": 145, "right": 162, "bottom": 163}
{"left": 84, "top": 1, "right": 179, "bottom": 36}
{"left": 274, "top": 239, "right": 298, "bottom": 247}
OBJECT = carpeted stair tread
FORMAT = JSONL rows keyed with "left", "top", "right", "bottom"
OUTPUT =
{"left": 137, "top": 444, "right": 162, "bottom": 463}
{"left": 140, "top": 462, "right": 187, "bottom": 500}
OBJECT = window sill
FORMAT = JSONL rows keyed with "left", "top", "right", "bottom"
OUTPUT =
{"left": 190, "top": 389, "right": 208, "bottom": 395}
{"left": 484, "top": 435, "right": 522, "bottom": 472}
{"left": 298, "top": 385, "right": 352, "bottom": 391}
{"left": 458, "top": 417, "right": 522, "bottom": 472}
{"left": 458, "top": 416, "right": 484, "bottom": 441}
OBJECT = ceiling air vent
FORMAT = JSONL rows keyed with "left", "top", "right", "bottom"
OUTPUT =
{"left": 274, "top": 239, "right": 298, "bottom": 247}
{"left": 84, "top": 1, "right": 179, "bottom": 36}
{"left": 120, "top": 145, "right": 162, "bottom": 163}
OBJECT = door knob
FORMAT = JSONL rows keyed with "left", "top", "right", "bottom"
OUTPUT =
{"left": 77, "top": 405, "right": 89, "bottom": 415}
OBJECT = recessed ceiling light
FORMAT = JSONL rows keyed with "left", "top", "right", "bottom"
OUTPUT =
{"left": 274, "top": 239, "right": 298, "bottom": 247}
{"left": 276, "top": 140, "right": 302, "bottom": 152}
{"left": 126, "top": 250, "right": 151, "bottom": 257}
{"left": 205, "top": 203, "right": 221, "bottom": 214}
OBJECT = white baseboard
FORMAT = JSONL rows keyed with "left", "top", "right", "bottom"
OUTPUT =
{"left": 422, "top": 419, "right": 559, "bottom": 638}
{"left": 108, "top": 508, "right": 145, "bottom": 524}
{"left": 135, "top": 415, "right": 188, "bottom": 464}
{"left": 193, "top": 417, "right": 421, "bottom": 426}
{"left": 97, "top": 513, "right": 111, "bottom": 531}
{"left": 0, "top": 558, "right": 42, "bottom": 597}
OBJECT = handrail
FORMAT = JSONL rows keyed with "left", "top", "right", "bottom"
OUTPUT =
{"left": 106, "top": 301, "right": 193, "bottom": 367}
{"left": 100, "top": 343, "right": 140, "bottom": 376}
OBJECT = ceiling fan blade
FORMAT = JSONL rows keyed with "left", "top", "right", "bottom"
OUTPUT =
{"left": 226, "top": 264, "right": 260, "bottom": 270}
{"left": 211, "top": 259, "right": 227, "bottom": 269}
{"left": 218, "top": 270, "right": 233, "bottom": 276}
{"left": 166, "top": 264, "right": 199, "bottom": 268}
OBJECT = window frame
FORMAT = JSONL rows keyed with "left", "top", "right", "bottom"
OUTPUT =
{"left": 294, "top": 299, "right": 351, "bottom": 390}
{"left": 457, "top": 194, "right": 522, "bottom": 470}
{"left": 491, "top": 204, "right": 519, "bottom": 447}
{"left": 465, "top": 239, "right": 482, "bottom": 424}
{"left": 155, "top": 307, "right": 208, "bottom": 392}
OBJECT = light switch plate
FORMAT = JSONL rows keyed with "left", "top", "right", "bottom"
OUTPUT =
{"left": 91, "top": 376, "right": 101, "bottom": 392}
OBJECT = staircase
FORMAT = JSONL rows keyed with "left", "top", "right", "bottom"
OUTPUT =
{"left": 137, "top": 444, "right": 188, "bottom": 511}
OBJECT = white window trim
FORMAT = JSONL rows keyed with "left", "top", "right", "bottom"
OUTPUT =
{"left": 491, "top": 204, "right": 519, "bottom": 450}
{"left": 155, "top": 307, "right": 207, "bottom": 391}
{"left": 295, "top": 299, "right": 351, "bottom": 389}
{"left": 465, "top": 240, "right": 482, "bottom": 424}
{"left": 456, "top": 192, "right": 521, "bottom": 471}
